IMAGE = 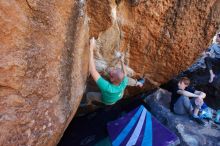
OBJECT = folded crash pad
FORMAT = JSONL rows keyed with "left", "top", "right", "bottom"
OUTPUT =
{"left": 107, "top": 105, "right": 178, "bottom": 146}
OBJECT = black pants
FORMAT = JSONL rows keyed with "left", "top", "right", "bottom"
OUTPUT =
{"left": 204, "top": 57, "right": 220, "bottom": 71}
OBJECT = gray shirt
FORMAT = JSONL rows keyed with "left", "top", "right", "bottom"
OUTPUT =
{"left": 209, "top": 43, "right": 220, "bottom": 59}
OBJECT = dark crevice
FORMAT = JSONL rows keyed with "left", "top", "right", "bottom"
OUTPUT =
{"left": 115, "top": 0, "right": 121, "bottom": 6}
{"left": 25, "top": 0, "right": 38, "bottom": 11}
{"left": 128, "top": 0, "right": 140, "bottom": 7}
{"left": 25, "top": 0, "right": 34, "bottom": 11}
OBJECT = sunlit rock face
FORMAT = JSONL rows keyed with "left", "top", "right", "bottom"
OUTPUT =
{"left": 0, "top": 1, "right": 89, "bottom": 145}
{"left": 0, "top": 0, "right": 219, "bottom": 145}
{"left": 88, "top": 0, "right": 220, "bottom": 90}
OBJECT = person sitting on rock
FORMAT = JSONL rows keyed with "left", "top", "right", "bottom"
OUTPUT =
{"left": 170, "top": 77, "right": 206, "bottom": 123}
{"left": 203, "top": 32, "right": 220, "bottom": 83}
{"left": 81, "top": 37, "right": 143, "bottom": 107}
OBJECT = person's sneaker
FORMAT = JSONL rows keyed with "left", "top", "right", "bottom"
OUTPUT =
{"left": 191, "top": 115, "right": 206, "bottom": 125}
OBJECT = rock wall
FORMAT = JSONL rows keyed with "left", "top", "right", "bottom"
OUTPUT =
{"left": 88, "top": 0, "right": 220, "bottom": 90}
{"left": 0, "top": 0, "right": 89, "bottom": 146}
{"left": 0, "top": 0, "right": 219, "bottom": 145}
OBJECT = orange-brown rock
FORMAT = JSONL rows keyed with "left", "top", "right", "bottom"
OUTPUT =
{"left": 86, "top": 0, "right": 220, "bottom": 95}
{"left": 0, "top": 0, "right": 220, "bottom": 145}
{"left": 0, "top": 0, "right": 89, "bottom": 146}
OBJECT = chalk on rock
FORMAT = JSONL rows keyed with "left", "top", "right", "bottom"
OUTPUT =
{"left": 115, "top": 51, "right": 122, "bottom": 59}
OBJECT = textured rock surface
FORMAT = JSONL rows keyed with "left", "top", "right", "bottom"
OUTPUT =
{"left": 87, "top": 0, "right": 220, "bottom": 92}
{"left": 144, "top": 89, "right": 220, "bottom": 146}
{"left": 0, "top": 0, "right": 220, "bottom": 146}
{"left": 0, "top": 1, "right": 89, "bottom": 146}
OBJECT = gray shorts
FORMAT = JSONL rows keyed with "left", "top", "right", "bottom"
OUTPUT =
{"left": 174, "top": 96, "right": 202, "bottom": 115}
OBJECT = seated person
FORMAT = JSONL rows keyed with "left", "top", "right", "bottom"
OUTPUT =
{"left": 170, "top": 77, "right": 206, "bottom": 121}
{"left": 204, "top": 32, "right": 220, "bottom": 83}
{"left": 82, "top": 38, "right": 143, "bottom": 107}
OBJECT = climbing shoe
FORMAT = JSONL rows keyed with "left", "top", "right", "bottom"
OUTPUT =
{"left": 138, "top": 78, "right": 145, "bottom": 84}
